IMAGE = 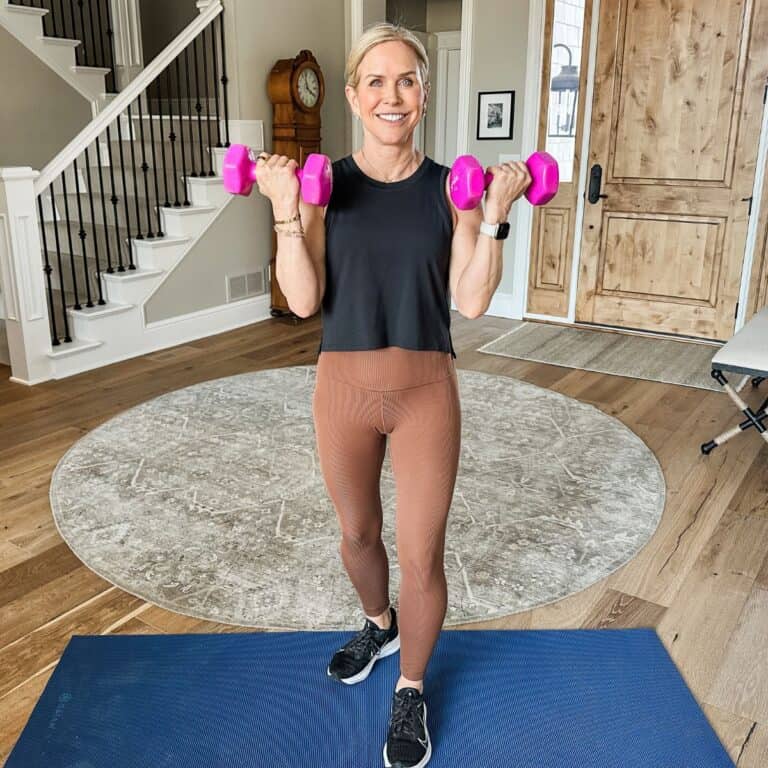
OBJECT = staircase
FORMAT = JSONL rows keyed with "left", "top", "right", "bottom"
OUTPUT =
{"left": 0, "top": 0, "right": 262, "bottom": 384}
{"left": 0, "top": 0, "right": 116, "bottom": 107}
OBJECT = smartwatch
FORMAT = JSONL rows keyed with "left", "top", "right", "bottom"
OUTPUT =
{"left": 479, "top": 219, "right": 511, "bottom": 240}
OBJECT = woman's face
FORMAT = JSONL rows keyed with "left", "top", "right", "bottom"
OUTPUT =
{"left": 346, "top": 40, "right": 429, "bottom": 147}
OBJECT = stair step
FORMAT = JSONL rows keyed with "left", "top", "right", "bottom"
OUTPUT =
{"left": 67, "top": 300, "right": 133, "bottom": 320}
{"left": 47, "top": 337, "right": 103, "bottom": 359}
{"left": 71, "top": 64, "right": 111, "bottom": 76}
{"left": 102, "top": 266, "right": 165, "bottom": 282}
{"left": 40, "top": 36, "right": 80, "bottom": 48}
{"left": 5, "top": 4, "right": 47, "bottom": 17}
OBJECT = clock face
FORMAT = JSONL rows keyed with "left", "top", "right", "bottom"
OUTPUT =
{"left": 297, "top": 67, "right": 320, "bottom": 108}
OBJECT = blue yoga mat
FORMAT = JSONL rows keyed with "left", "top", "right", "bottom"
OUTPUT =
{"left": 6, "top": 628, "right": 733, "bottom": 767}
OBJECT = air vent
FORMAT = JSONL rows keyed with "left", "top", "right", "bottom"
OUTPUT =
{"left": 227, "top": 269, "right": 267, "bottom": 302}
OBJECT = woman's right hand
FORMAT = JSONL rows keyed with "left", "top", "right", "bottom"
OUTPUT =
{"left": 255, "top": 152, "right": 301, "bottom": 212}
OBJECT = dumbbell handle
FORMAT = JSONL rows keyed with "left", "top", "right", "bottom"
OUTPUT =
{"left": 222, "top": 145, "right": 333, "bottom": 206}
{"left": 450, "top": 152, "right": 559, "bottom": 209}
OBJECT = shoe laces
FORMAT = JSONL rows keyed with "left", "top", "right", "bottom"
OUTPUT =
{"left": 344, "top": 621, "right": 384, "bottom": 660}
{"left": 390, "top": 690, "right": 422, "bottom": 740}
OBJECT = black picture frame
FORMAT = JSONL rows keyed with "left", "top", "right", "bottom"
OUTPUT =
{"left": 476, "top": 90, "right": 515, "bottom": 140}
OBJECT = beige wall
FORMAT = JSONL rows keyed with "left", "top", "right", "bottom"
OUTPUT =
{"left": 467, "top": 0, "right": 530, "bottom": 296}
{"left": 0, "top": 27, "right": 92, "bottom": 169}
{"left": 144, "top": 194, "right": 270, "bottom": 322}
{"left": 426, "top": 0, "right": 462, "bottom": 32}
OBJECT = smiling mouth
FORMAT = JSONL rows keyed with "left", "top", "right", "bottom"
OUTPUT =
{"left": 376, "top": 113, "right": 408, "bottom": 123}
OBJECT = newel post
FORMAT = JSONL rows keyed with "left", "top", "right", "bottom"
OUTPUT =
{"left": 0, "top": 168, "right": 54, "bottom": 385}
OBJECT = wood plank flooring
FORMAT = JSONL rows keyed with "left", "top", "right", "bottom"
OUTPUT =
{"left": 1, "top": 312, "right": 766, "bottom": 765}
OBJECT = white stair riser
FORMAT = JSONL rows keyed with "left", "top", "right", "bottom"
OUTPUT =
{"left": 131, "top": 240, "right": 191, "bottom": 271}
{"left": 189, "top": 180, "right": 228, "bottom": 206}
{"left": 69, "top": 306, "right": 138, "bottom": 339}
{"left": 161, "top": 207, "right": 216, "bottom": 237}
{"left": 103, "top": 273, "right": 164, "bottom": 304}
{"left": 39, "top": 38, "right": 78, "bottom": 71}
{"left": 3, "top": 7, "right": 46, "bottom": 38}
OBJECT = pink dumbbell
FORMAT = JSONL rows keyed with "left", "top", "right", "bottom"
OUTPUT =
{"left": 222, "top": 144, "right": 333, "bottom": 206}
{"left": 449, "top": 152, "right": 559, "bottom": 210}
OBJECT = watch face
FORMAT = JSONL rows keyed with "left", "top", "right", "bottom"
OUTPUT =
{"left": 497, "top": 221, "right": 511, "bottom": 239}
{"left": 297, "top": 68, "right": 320, "bottom": 108}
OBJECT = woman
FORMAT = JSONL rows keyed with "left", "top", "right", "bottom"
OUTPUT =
{"left": 255, "top": 22, "right": 530, "bottom": 768}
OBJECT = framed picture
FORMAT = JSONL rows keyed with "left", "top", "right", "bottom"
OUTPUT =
{"left": 476, "top": 90, "right": 515, "bottom": 140}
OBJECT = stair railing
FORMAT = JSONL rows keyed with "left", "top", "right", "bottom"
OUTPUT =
{"left": 0, "top": 0, "right": 230, "bottom": 384}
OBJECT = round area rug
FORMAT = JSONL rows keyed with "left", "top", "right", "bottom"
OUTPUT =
{"left": 50, "top": 366, "right": 665, "bottom": 630}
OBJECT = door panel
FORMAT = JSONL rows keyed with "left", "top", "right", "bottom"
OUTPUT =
{"left": 576, "top": 0, "right": 768, "bottom": 339}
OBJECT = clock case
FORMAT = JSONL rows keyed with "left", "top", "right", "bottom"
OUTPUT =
{"left": 266, "top": 50, "right": 325, "bottom": 317}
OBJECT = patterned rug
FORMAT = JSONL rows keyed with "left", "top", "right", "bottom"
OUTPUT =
{"left": 49, "top": 366, "right": 666, "bottom": 629}
{"left": 479, "top": 322, "right": 721, "bottom": 390}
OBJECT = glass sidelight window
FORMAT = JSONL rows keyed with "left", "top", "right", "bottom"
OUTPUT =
{"left": 545, "top": 0, "right": 586, "bottom": 183}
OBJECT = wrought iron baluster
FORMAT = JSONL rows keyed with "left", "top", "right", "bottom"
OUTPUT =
{"left": 126, "top": 103, "right": 144, "bottom": 239}
{"left": 155, "top": 79, "right": 171, "bottom": 209}
{"left": 104, "top": 0, "right": 117, "bottom": 92}
{"left": 37, "top": 194, "right": 60, "bottom": 345}
{"left": 136, "top": 92, "right": 155, "bottom": 236}
{"left": 95, "top": 0, "right": 106, "bottom": 71}
{"left": 115, "top": 114, "right": 136, "bottom": 266}
{"left": 219, "top": 6, "right": 230, "bottom": 147}
{"left": 174, "top": 56, "right": 191, "bottom": 206}
{"left": 166, "top": 66, "right": 182, "bottom": 207}
{"left": 87, "top": 0, "right": 97, "bottom": 69}
{"left": 77, "top": 0, "right": 88, "bottom": 66}
{"left": 48, "top": 186, "right": 72, "bottom": 342}
{"left": 105, "top": 124, "right": 125, "bottom": 271}
{"left": 83, "top": 145, "right": 107, "bottom": 305}
{"left": 193, "top": 36, "right": 206, "bottom": 176}
{"left": 184, "top": 44, "right": 197, "bottom": 177}
{"left": 94, "top": 133, "right": 114, "bottom": 273}
{"left": 201, "top": 25, "right": 215, "bottom": 176}
{"left": 72, "top": 157, "right": 94, "bottom": 308}
{"left": 60, "top": 171, "right": 82, "bottom": 310}
{"left": 146, "top": 87, "right": 164, "bottom": 236}
{"left": 211, "top": 16, "right": 222, "bottom": 148}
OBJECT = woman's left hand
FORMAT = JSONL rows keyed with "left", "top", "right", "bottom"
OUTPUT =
{"left": 484, "top": 161, "right": 532, "bottom": 221}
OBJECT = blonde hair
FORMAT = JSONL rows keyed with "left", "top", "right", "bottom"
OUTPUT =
{"left": 345, "top": 22, "right": 430, "bottom": 93}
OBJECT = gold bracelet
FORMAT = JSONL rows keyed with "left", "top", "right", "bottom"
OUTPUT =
{"left": 274, "top": 213, "right": 301, "bottom": 225}
{"left": 274, "top": 225, "right": 304, "bottom": 237}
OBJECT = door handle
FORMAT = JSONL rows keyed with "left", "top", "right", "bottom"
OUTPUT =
{"left": 588, "top": 164, "right": 608, "bottom": 204}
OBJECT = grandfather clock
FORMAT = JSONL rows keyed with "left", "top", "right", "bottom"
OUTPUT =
{"left": 266, "top": 50, "right": 325, "bottom": 317}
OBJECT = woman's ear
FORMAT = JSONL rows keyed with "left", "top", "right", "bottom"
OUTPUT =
{"left": 344, "top": 84, "right": 359, "bottom": 119}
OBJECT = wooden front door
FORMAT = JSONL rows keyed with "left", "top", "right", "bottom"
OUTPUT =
{"left": 576, "top": 0, "right": 768, "bottom": 340}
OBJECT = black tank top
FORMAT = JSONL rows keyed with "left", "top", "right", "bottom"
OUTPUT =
{"left": 318, "top": 153, "right": 457, "bottom": 359}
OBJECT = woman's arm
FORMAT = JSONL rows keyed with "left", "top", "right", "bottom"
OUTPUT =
{"left": 273, "top": 197, "right": 326, "bottom": 318}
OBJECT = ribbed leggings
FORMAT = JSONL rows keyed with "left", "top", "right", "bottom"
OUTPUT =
{"left": 312, "top": 347, "right": 461, "bottom": 681}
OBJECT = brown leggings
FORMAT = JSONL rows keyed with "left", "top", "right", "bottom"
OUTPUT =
{"left": 312, "top": 347, "right": 461, "bottom": 681}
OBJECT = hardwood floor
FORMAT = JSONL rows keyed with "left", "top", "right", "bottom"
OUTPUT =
{"left": 1, "top": 312, "right": 767, "bottom": 765}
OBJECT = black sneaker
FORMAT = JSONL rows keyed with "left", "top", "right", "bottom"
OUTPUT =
{"left": 327, "top": 606, "right": 400, "bottom": 685}
{"left": 383, "top": 687, "right": 431, "bottom": 768}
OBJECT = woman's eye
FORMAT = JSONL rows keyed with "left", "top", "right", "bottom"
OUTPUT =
{"left": 369, "top": 78, "right": 414, "bottom": 86}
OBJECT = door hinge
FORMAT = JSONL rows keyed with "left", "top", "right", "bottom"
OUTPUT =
{"left": 742, "top": 195, "right": 753, "bottom": 215}
{"left": 764, "top": 81, "right": 768, "bottom": 104}
{"left": 734, "top": 301, "right": 740, "bottom": 320}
